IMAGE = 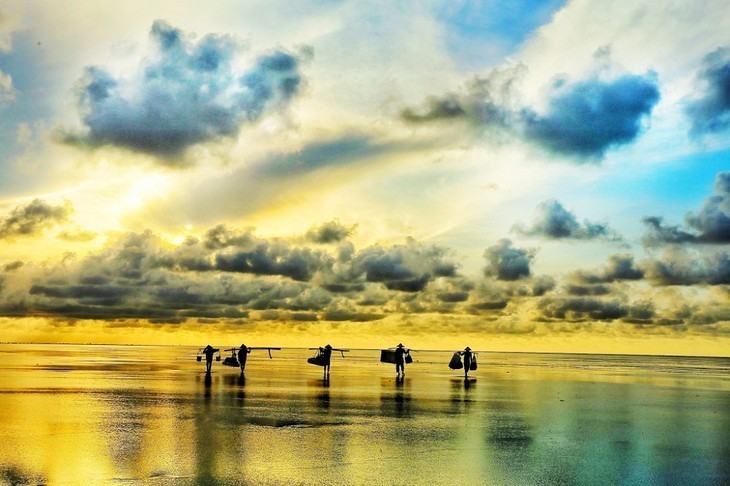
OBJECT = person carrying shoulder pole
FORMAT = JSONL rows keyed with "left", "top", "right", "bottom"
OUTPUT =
{"left": 394, "top": 343, "right": 410, "bottom": 377}
{"left": 237, "top": 344, "right": 251, "bottom": 374}
{"left": 322, "top": 344, "right": 333, "bottom": 377}
{"left": 203, "top": 344, "right": 219, "bottom": 373}
{"left": 459, "top": 346, "right": 473, "bottom": 378}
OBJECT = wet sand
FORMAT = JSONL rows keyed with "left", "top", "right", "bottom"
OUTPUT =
{"left": 0, "top": 344, "right": 728, "bottom": 485}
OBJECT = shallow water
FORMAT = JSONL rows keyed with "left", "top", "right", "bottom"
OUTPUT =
{"left": 0, "top": 344, "right": 728, "bottom": 485}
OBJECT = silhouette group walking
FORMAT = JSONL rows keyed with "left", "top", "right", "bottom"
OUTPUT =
{"left": 199, "top": 342, "right": 478, "bottom": 381}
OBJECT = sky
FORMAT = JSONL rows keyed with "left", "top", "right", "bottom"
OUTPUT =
{"left": 0, "top": 0, "right": 728, "bottom": 355}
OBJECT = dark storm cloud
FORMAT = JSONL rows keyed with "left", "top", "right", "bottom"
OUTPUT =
{"left": 513, "top": 199, "right": 623, "bottom": 241}
{"left": 402, "top": 60, "right": 659, "bottom": 160}
{"left": 685, "top": 47, "right": 730, "bottom": 136}
{"left": 29, "top": 284, "right": 133, "bottom": 307}
{"left": 215, "top": 243, "right": 333, "bottom": 282}
{"left": 537, "top": 296, "right": 647, "bottom": 322}
{"left": 483, "top": 239, "right": 535, "bottom": 281}
{"left": 306, "top": 220, "right": 355, "bottom": 244}
{"left": 564, "top": 284, "right": 612, "bottom": 296}
{"left": 353, "top": 239, "right": 458, "bottom": 292}
{"left": 0, "top": 199, "right": 71, "bottom": 239}
{"left": 322, "top": 309, "right": 385, "bottom": 322}
{"left": 0, "top": 223, "right": 472, "bottom": 321}
{"left": 642, "top": 249, "right": 730, "bottom": 286}
{"left": 572, "top": 254, "right": 644, "bottom": 284}
{"left": 65, "top": 20, "right": 306, "bottom": 159}
{"left": 521, "top": 73, "right": 659, "bottom": 159}
{"left": 642, "top": 172, "right": 730, "bottom": 245}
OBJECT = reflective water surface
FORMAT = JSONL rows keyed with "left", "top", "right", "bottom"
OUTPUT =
{"left": 0, "top": 345, "right": 728, "bottom": 485}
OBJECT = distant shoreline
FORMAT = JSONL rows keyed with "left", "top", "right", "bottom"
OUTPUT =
{"left": 1, "top": 341, "right": 728, "bottom": 359}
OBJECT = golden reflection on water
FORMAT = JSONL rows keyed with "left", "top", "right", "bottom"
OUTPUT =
{"left": 0, "top": 345, "right": 728, "bottom": 484}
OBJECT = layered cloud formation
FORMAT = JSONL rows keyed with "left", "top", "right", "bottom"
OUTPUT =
{"left": 0, "top": 216, "right": 727, "bottom": 333}
{"left": 65, "top": 21, "right": 306, "bottom": 160}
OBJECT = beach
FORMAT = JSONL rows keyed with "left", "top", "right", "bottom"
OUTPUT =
{"left": 0, "top": 344, "right": 728, "bottom": 485}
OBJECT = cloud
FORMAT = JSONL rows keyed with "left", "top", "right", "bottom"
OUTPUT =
{"left": 2, "top": 261, "right": 23, "bottom": 272}
{"left": 685, "top": 47, "right": 730, "bottom": 136}
{"left": 685, "top": 171, "right": 730, "bottom": 243}
{"left": 306, "top": 220, "right": 355, "bottom": 244}
{"left": 521, "top": 72, "right": 659, "bottom": 159}
{"left": 352, "top": 238, "right": 458, "bottom": 292}
{"left": 564, "top": 284, "right": 612, "bottom": 296}
{"left": 483, "top": 239, "right": 535, "bottom": 281}
{"left": 642, "top": 249, "right": 730, "bottom": 286}
{"left": 0, "top": 70, "right": 12, "bottom": 103}
{"left": 215, "top": 243, "right": 333, "bottom": 282}
{"left": 537, "top": 296, "right": 654, "bottom": 323}
{"left": 0, "top": 225, "right": 468, "bottom": 321}
{"left": 0, "top": 199, "right": 72, "bottom": 239}
{"left": 401, "top": 64, "right": 525, "bottom": 125}
{"left": 572, "top": 254, "right": 644, "bottom": 284}
{"left": 57, "top": 228, "right": 97, "bottom": 242}
{"left": 65, "top": 20, "right": 306, "bottom": 160}
{"left": 402, "top": 58, "right": 659, "bottom": 160}
{"left": 513, "top": 199, "right": 623, "bottom": 241}
{"left": 202, "top": 224, "right": 257, "bottom": 250}
{"left": 641, "top": 216, "right": 697, "bottom": 246}
{"left": 0, "top": 10, "right": 16, "bottom": 102}
{"left": 642, "top": 171, "right": 730, "bottom": 245}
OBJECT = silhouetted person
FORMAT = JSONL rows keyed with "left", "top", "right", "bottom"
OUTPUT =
{"left": 394, "top": 343, "right": 409, "bottom": 376}
{"left": 321, "top": 344, "right": 333, "bottom": 377}
{"left": 203, "top": 345, "right": 219, "bottom": 373}
{"left": 460, "top": 346, "right": 473, "bottom": 378}
{"left": 237, "top": 344, "right": 251, "bottom": 373}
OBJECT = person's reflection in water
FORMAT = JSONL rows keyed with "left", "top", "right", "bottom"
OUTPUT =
{"left": 380, "top": 376, "right": 411, "bottom": 417}
{"left": 314, "top": 378, "right": 330, "bottom": 411}
{"left": 449, "top": 377, "right": 475, "bottom": 416}
{"left": 204, "top": 372, "right": 213, "bottom": 400}
{"left": 235, "top": 374, "right": 246, "bottom": 406}
{"left": 392, "top": 376, "right": 411, "bottom": 417}
{"left": 195, "top": 372, "right": 220, "bottom": 484}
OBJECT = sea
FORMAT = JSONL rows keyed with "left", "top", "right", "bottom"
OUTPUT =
{"left": 0, "top": 344, "right": 728, "bottom": 485}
